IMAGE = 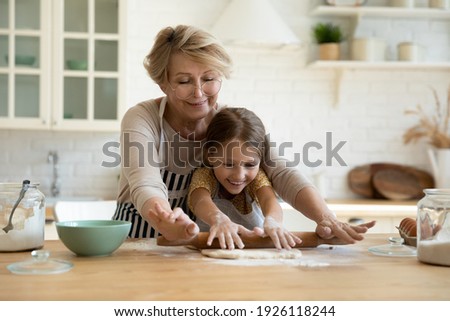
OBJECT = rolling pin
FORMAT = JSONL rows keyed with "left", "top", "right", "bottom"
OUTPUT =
{"left": 156, "top": 231, "right": 346, "bottom": 249}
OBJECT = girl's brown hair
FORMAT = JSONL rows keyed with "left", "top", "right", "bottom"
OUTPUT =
{"left": 204, "top": 108, "right": 268, "bottom": 166}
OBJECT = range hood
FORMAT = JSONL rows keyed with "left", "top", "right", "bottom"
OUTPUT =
{"left": 211, "top": 0, "right": 300, "bottom": 48}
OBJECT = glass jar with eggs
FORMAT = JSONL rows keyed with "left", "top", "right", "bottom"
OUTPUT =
{"left": 417, "top": 189, "right": 450, "bottom": 266}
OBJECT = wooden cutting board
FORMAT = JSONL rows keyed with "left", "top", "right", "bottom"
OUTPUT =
{"left": 348, "top": 162, "right": 434, "bottom": 200}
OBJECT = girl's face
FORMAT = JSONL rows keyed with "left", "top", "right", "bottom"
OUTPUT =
{"left": 163, "top": 52, "right": 221, "bottom": 123}
{"left": 209, "top": 141, "right": 261, "bottom": 196}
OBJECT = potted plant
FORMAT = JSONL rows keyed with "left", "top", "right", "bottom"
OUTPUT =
{"left": 312, "top": 22, "right": 344, "bottom": 61}
{"left": 403, "top": 86, "right": 450, "bottom": 188}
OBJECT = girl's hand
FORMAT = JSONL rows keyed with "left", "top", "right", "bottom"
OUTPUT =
{"left": 208, "top": 212, "right": 263, "bottom": 250}
{"left": 263, "top": 217, "right": 302, "bottom": 250}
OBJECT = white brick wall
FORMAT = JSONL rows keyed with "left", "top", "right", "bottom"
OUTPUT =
{"left": 0, "top": 130, "right": 120, "bottom": 199}
{"left": 0, "top": 0, "right": 449, "bottom": 201}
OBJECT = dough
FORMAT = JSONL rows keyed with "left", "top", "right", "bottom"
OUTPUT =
{"left": 201, "top": 248, "right": 302, "bottom": 260}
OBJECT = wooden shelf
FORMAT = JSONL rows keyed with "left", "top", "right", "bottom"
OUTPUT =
{"left": 308, "top": 5, "right": 450, "bottom": 107}
{"left": 309, "top": 5, "right": 450, "bottom": 70}
{"left": 308, "top": 60, "right": 450, "bottom": 70}
{"left": 310, "top": 5, "right": 450, "bottom": 20}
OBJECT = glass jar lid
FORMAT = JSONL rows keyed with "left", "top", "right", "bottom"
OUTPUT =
{"left": 7, "top": 250, "right": 73, "bottom": 275}
{"left": 368, "top": 237, "right": 417, "bottom": 257}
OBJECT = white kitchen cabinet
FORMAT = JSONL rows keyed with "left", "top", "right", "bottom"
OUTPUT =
{"left": 309, "top": 5, "right": 450, "bottom": 70}
{"left": 0, "top": 0, "right": 126, "bottom": 131}
{"left": 0, "top": 0, "right": 52, "bottom": 129}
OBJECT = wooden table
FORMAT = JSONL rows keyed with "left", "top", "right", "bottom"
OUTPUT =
{"left": 1, "top": 234, "right": 449, "bottom": 301}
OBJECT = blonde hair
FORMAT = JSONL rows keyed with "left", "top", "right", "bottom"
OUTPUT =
{"left": 143, "top": 25, "right": 233, "bottom": 85}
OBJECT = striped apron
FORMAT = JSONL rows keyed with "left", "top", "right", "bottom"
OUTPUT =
{"left": 113, "top": 97, "right": 196, "bottom": 238}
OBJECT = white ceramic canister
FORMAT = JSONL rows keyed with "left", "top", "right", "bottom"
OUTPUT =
{"left": 417, "top": 189, "right": 450, "bottom": 267}
{"left": 397, "top": 42, "right": 425, "bottom": 62}
{"left": 0, "top": 182, "right": 45, "bottom": 251}
{"left": 429, "top": 0, "right": 449, "bottom": 9}
{"left": 351, "top": 38, "right": 386, "bottom": 61}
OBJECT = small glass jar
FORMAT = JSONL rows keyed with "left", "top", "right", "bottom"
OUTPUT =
{"left": 417, "top": 189, "right": 450, "bottom": 266}
{"left": 0, "top": 182, "right": 45, "bottom": 252}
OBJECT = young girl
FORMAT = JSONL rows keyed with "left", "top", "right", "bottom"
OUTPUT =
{"left": 188, "top": 107, "right": 301, "bottom": 250}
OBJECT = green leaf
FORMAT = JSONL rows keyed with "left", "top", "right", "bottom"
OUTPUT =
{"left": 312, "top": 23, "right": 344, "bottom": 44}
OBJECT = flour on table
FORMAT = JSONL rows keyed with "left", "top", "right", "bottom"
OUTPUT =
{"left": 201, "top": 248, "right": 302, "bottom": 260}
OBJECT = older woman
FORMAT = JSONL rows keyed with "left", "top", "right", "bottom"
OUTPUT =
{"left": 113, "top": 25, "right": 374, "bottom": 244}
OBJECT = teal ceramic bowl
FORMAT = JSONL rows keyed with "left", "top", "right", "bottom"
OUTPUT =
{"left": 5, "top": 55, "right": 36, "bottom": 66}
{"left": 56, "top": 220, "right": 131, "bottom": 256}
{"left": 66, "top": 59, "right": 88, "bottom": 70}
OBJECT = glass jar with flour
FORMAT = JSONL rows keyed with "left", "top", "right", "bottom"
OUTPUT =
{"left": 417, "top": 189, "right": 450, "bottom": 266}
{"left": 0, "top": 181, "right": 45, "bottom": 251}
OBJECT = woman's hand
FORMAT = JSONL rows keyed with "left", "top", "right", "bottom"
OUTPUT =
{"left": 315, "top": 215, "right": 376, "bottom": 244}
{"left": 292, "top": 187, "right": 376, "bottom": 244}
{"left": 208, "top": 212, "right": 264, "bottom": 250}
{"left": 263, "top": 217, "right": 302, "bottom": 250}
{"left": 147, "top": 202, "right": 199, "bottom": 241}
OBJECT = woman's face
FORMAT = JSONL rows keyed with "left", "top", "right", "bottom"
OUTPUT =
{"left": 163, "top": 52, "right": 221, "bottom": 123}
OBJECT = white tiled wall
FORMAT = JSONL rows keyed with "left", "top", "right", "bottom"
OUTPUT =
{"left": 0, "top": 130, "right": 120, "bottom": 199}
{"left": 1, "top": 0, "right": 449, "bottom": 201}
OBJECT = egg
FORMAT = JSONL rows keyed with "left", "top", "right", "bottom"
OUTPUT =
{"left": 399, "top": 217, "right": 417, "bottom": 237}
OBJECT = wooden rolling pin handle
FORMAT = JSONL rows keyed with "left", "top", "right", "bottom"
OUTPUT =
{"left": 157, "top": 232, "right": 346, "bottom": 249}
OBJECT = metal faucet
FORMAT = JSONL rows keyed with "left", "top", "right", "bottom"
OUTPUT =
{"left": 47, "top": 151, "right": 60, "bottom": 197}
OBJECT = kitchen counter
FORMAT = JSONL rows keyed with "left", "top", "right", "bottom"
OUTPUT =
{"left": 283, "top": 199, "right": 417, "bottom": 233}
{"left": 1, "top": 234, "right": 449, "bottom": 301}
